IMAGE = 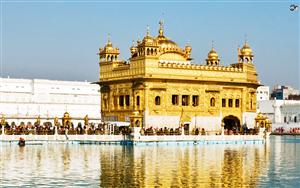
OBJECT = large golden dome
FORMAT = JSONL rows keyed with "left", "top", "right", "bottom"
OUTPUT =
{"left": 157, "top": 37, "right": 179, "bottom": 49}
{"left": 156, "top": 20, "right": 180, "bottom": 50}
{"left": 241, "top": 43, "right": 253, "bottom": 56}
{"left": 207, "top": 48, "right": 219, "bottom": 60}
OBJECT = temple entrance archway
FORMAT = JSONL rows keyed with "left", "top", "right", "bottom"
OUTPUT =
{"left": 223, "top": 115, "right": 240, "bottom": 131}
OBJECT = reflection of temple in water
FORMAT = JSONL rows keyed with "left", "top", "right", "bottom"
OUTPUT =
{"left": 98, "top": 144, "right": 270, "bottom": 187}
{"left": 1, "top": 143, "right": 271, "bottom": 187}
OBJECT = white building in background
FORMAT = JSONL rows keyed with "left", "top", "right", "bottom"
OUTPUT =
{"left": 0, "top": 77, "right": 101, "bottom": 125}
{"left": 257, "top": 99, "right": 300, "bottom": 130}
{"left": 256, "top": 86, "right": 269, "bottom": 101}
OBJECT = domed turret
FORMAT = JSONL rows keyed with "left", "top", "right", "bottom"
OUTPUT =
{"left": 130, "top": 45, "right": 138, "bottom": 54}
{"left": 241, "top": 43, "right": 253, "bottom": 56}
{"left": 130, "top": 40, "right": 138, "bottom": 58}
{"left": 185, "top": 44, "right": 192, "bottom": 59}
{"left": 142, "top": 25, "right": 155, "bottom": 44}
{"left": 208, "top": 48, "right": 219, "bottom": 60}
{"left": 136, "top": 26, "right": 159, "bottom": 57}
{"left": 99, "top": 34, "right": 120, "bottom": 62}
{"left": 206, "top": 43, "right": 220, "bottom": 66}
{"left": 238, "top": 42, "right": 254, "bottom": 63}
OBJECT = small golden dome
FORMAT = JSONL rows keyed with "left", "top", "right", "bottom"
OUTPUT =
{"left": 185, "top": 44, "right": 192, "bottom": 53}
{"left": 142, "top": 25, "right": 155, "bottom": 44}
{"left": 241, "top": 43, "right": 253, "bottom": 56}
{"left": 105, "top": 33, "right": 113, "bottom": 49}
{"left": 143, "top": 35, "right": 154, "bottom": 43}
{"left": 207, "top": 48, "right": 219, "bottom": 60}
{"left": 130, "top": 46, "right": 137, "bottom": 54}
{"left": 105, "top": 43, "right": 113, "bottom": 50}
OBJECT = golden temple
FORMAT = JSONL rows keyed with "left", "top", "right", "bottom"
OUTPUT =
{"left": 98, "top": 21, "right": 260, "bottom": 132}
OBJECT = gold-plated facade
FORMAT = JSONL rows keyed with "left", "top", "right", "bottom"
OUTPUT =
{"left": 98, "top": 21, "right": 260, "bottom": 131}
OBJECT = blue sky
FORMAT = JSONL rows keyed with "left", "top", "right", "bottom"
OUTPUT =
{"left": 1, "top": 1, "right": 299, "bottom": 89}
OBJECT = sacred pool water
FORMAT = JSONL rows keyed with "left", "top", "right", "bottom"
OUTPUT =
{"left": 1, "top": 136, "right": 299, "bottom": 187}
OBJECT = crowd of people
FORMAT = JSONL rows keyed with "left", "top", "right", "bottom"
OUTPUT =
{"left": 140, "top": 127, "right": 207, "bottom": 136}
{"left": 140, "top": 127, "right": 258, "bottom": 136}
{"left": 0, "top": 121, "right": 277, "bottom": 136}
{"left": 274, "top": 127, "right": 285, "bottom": 134}
{"left": 289, "top": 127, "right": 300, "bottom": 134}
{"left": 0, "top": 121, "right": 131, "bottom": 135}
{"left": 274, "top": 127, "right": 300, "bottom": 134}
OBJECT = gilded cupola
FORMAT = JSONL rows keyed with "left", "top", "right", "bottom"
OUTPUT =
{"left": 241, "top": 43, "right": 253, "bottom": 56}
{"left": 208, "top": 48, "right": 218, "bottom": 60}
{"left": 238, "top": 42, "right": 254, "bottom": 63}
{"left": 184, "top": 43, "right": 192, "bottom": 60}
{"left": 130, "top": 40, "right": 138, "bottom": 58}
{"left": 99, "top": 34, "right": 120, "bottom": 62}
{"left": 206, "top": 42, "right": 220, "bottom": 66}
{"left": 134, "top": 26, "right": 159, "bottom": 58}
{"left": 141, "top": 26, "right": 157, "bottom": 46}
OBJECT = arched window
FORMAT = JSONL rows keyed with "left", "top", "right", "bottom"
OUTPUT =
{"left": 135, "top": 120, "right": 140, "bottom": 127}
{"left": 294, "top": 116, "right": 297, "bottom": 123}
{"left": 155, "top": 96, "right": 161, "bottom": 105}
{"left": 228, "top": 99, "right": 233, "bottom": 107}
{"left": 147, "top": 48, "right": 150, "bottom": 55}
{"left": 136, "top": 96, "right": 140, "bottom": 106}
{"left": 235, "top": 99, "right": 240, "bottom": 107}
{"left": 210, "top": 97, "right": 215, "bottom": 107}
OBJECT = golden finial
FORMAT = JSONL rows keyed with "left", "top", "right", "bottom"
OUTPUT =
{"left": 185, "top": 40, "right": 191, "bottom": 48}
{"left": 211, "top": 40, "right": 214, "bottom": 49}
{"left": 244, "top": 34, "right": 248, "bottom": 45}
{"left": 107, "top": 33, "right": 112, "bottom": 45}
{"left": 146, "top": 25, "right": 150, "bottom": 36}
{"left": 159, "top": 19, "right": 164, "bottom": 36}
{"left": 137, "top": 35, "right": 141, "bottom": 44}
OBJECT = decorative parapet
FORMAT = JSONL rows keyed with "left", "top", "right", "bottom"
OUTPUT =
{"left": 158, "top": 62, "right": 243, "bottom": 72}
{"left": 112, "top": 64, "right": 130, "bottom": 71}
{"left": 159, "top": 47, "right": 186, "bottom": 55}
